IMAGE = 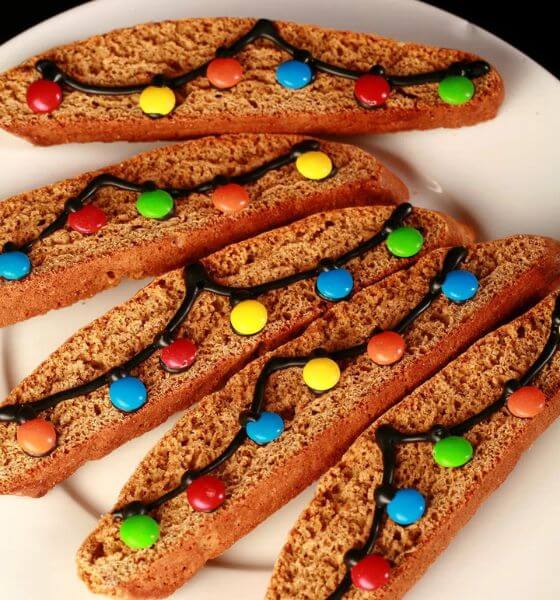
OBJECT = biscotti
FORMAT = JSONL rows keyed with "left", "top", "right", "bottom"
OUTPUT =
{"left": 0, "top": 18, "right": 503, "bottom": 145}
{"left": 268, "top": 291, "right": 560, "bottom": 599}
{"left": 0, "top": 134, "right": 406, "bottom": 327}
{"left": 76, "top": 236, "right": 560, "bottom": 598}
{"left": 0, "top": 204, "right": 468, "bottom": 497}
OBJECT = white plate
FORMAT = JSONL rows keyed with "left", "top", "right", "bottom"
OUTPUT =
{"left": 1, "top": 1, "right": 559, "bottom": 599}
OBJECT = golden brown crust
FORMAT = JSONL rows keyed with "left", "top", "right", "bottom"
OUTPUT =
{"left": 0, "top": 205, "right": 466, "bottom": 497}
{"left": 0, "top": 134, "right": 407, "bottom": 327}
{"left": 0, "top": 18, "right": 504, "bottom": 144}
{"left": 76, "top": 237, "right": 560, "bottom": 598}
{"left": 268, "top": 291, "right": 560, "bottom": 599}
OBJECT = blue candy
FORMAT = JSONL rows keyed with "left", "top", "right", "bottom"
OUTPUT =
{"left": 386, "top": 488, "right": 426, "bottom": 526}
{"left": 109, "top": 376, "right": 148, "bottom": 412}
{"left": 246, "top": 411, "right": 284, "bottom": 445}
{"left": 441, "top": 270, "right": 479, "bottom": 303}
{"left": 0, "top": 251, "right": 31, "bottom": 281}
{"left": 316, "top": 268, "right": 354, "bottom": 302}
{"left": 275, "top": 60, "right": 313, "bottom": 90}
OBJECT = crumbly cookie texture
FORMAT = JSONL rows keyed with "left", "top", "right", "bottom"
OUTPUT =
{"left": 0, "top": 134, "right": 407, "bottom": 326}
{"left": 0, "top": 205, "right": 468, "bottom": 497}
{"left": 268, "top": 292, "right": 560, "bottom": 599}
{"left": 77, "top": 236, "right": 559, "bottom": 599}
{"left": 0, "top": 18, "right": 504, "bottom": 144}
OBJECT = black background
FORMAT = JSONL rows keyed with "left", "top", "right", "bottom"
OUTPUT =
{"left": 0, "top": 1, "right": 557, "bottom": 77}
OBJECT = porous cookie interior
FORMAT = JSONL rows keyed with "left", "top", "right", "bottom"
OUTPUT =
{"left": 0, "top": 19, "right": 501, "bottom": 123}
{"left": 76, "top": 236, "right": 550, "bottom": 594}
{"left": 0, "top": 136, "right": 381, "bottom": 277}
{"left": 267, "top": 294, "right": 560, "bottom": 599}
{"left": 0, "top": 206, "right": 456, "bottom": 489}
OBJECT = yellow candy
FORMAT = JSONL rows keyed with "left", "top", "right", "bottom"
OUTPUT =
{"left": 139, "top": 86, "right": 176, "bottom": 116}
{"left": 302, "top": 357, "right": 341, "bottom": 392}
{"left": 295, "top": 151, "right": 333, "bottom": 180}
{"left": 230, "top": 300, "right": 268, "bottom": 336}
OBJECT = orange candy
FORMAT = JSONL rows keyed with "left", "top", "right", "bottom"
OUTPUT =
{"left": 367, "top": 331, "right": 406, "bottom": 366}
{"left": 507, "top": 386, "right": 546, "bottom": 418}
{"left": 212, "top": 183, "right": 250, "bottom": 213}
{"left": 16, "top": 418, "right": 57, "bottom": 456}
{"left": 206, "top": 58, "right": 244, "bottom": 89}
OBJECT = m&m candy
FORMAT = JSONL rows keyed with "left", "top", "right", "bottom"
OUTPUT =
{"left": 230, "top": 300, "right": 268, "bottom": 336}
{"left": 0, "top": 250, "right": 31, "bottom": 281}
{"left": 386, "top": 227, "right": 424, "bottom": 258}
{"left": 441, "top": 270, "right": 479, "bottom": 303}
{"left": 354, "top": 74, "right": 391, "bottom": 108}
{"left": 139, "top": 85, "right": 176, "bottom": 116}
{"left": 315, "top": 268, "right": 354, "bottom": 301}
{"left": 212, "top": 183, "right": 250, "bottom": 213}
{"left": 160, "top": 338, "right": 197, "bottom": 372}
{"left": 302, "top": 357, "right": 341, "bottom": 392}
{"left": 367, "top": 331, "right": 406, "bottom": 366}
{"left": 119, "top": 514, "right": 160, "bottom": 549}
{"left": 136, "top": 189, "right": 174, "bottom": 220}
{"left": 438, "top": 75, "right": 475, "bottom": 105}
{"left": 507, "top": 386, "right": 546, "bottom": 418}
{"left": 350, "top": 554, "right": 391, "bottom": 591}
{"left": 246, "top": 411, "right": 285, "bottom": 445}
{"left": 276, "top": 60, "right": 313, "bottom": 89}
{"left": 187, "top": 475, "right": 226, "bottom": 512}
{"left": 206, "top": 57, "right": 244, "bottom": 89}
{"left": 67, "top": 205, "right": 107, "bottom": 234}
{"left": 386, "top": 488, "right": 426, "bottom": 526}
{"left": 295, "top": 151, "right": 333, "bottom": 180}
{"left": 16, "top": 418, "right": 57, "bottom": 457}
{"left": 109, "top": 376, "right": 148, "bottom": 413}
{"left": 27, "top": 79, "right": 63, "bottom": 114}
{"left": 433, "top": 435, "right": 473, "bottom": 468}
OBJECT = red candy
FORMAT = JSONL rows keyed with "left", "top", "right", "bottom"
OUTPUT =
{"left": 27, "top": 79, "right": 63, "bottom": 114}
{"left": 16, "top": 418, "right": 57, "bottom": 457}
{"left": 160, "top": 338, "right": 197, "bottom": 372}
{"left": 367, "top": 331, "right": 406, "bottom": 366}
{"left": 507, "top": 385, "right": 546, "bottom": 418}
{"left": 206, "top": 57, "right": 244, "bottom": 89}
{"left": 67, "top": 205, "right": 107, "bottom": 234}
{"left": 187, "top": 475, "right": 226, "bottom": 512}
{"left": 350, "top": 554, "right": 391, "bottom": 591}
{"left": 212, "top": 183, "right": 250, "bottom": 213}
{"left": 354, "top": 74, "right": 391, "bottom": 108}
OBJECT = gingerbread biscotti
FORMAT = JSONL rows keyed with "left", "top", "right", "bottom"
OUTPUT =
{"left": 268, "top": 291, "right": 560, "bottom": 599}
{"left": 0, "top": 204, "right": 468, "bottom": 497}
{"left": 0, "top": 134, "right": 406, "bottom": 327}
{"left": 76, "top": 236, "right": 560, "bottom": 598}
{"left": 0, "top": 18, "right": 503, "bottom": 145}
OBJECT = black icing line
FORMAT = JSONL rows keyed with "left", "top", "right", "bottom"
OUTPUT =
{"left": 392, "top": 246, "right": 466, "bottom": 334}
{"left": 113, "top": 355, "right": 314, "bottom": 518}
{"left": 35, "top": 19, "right": 491, "bottom": 95}
{"left": 2, "top": 140, "right": 317, "bottom": 259}
{"left": 111, "top": 245, "right": 466, "bottom": 519}
{"left": 328, "top": 295, "right": 560, "bottom": 600}
{"left": 0, "top": 203, "right": 413, "bottom": 426}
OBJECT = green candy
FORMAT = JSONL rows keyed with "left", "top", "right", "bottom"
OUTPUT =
{"left": 386, "top": 226, "right": 424, "bottom": 258}
{"left": 119, "top": 514, "right": 160, "bottom": 549}
{"left": 433, "top": 436, "right": 473, "bottom": 468}
{"left": 438, "top": 75, "right": 475, "bottom": 105}
{"left": 136, "top": 189, "right": 174, "bottom": 220}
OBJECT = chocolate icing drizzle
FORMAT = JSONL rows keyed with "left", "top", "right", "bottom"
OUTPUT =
{"left": 328, "top": 295, "right": 560, "bottom": 599}
{"left": 35, "top": 19, "right": 490, "bottom": 98}
{"left": 1, "top": 140, "right": 319, "bottom": 264}
{"left": 112, "top": 245, "right": 467, "bottom": 520}
{"left": 0, "top": 202, "right": 416, "bottom": 426}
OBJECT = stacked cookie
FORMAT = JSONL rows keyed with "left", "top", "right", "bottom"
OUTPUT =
{"left": 0, "top": 15, "right": 556, "bottom": 600}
